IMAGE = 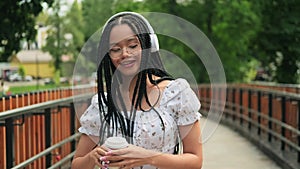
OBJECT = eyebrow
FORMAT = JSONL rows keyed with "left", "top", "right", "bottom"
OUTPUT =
{"left": 109, "top": 36, "right": 138, "bottom": 47}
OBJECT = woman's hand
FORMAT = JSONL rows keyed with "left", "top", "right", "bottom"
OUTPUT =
{"left": 88, "top": 146, "right": 110, "bottom": 168}
{"left": 72, "top": 134, "right": 113, "bottom": 169}
{"left": 103, "top": 144, "right": 161, "bottom": 169}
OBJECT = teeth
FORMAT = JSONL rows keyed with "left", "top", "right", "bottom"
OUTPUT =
{"left": 122, "top": 60, "right": 134, "bottom": 65}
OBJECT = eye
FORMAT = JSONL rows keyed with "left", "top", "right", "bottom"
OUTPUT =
{"left": 129, "top": 43, "right": 138, "bottom": 49}
{"left": 110, "top": 47, "right": 121, "bottom": 53}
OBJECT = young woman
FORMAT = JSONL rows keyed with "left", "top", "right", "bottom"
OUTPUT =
{"left": 72, "top": 11, "right": 202, "bottom": 169}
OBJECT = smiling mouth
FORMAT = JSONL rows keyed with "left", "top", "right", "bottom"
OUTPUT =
{"left": 121, "top": 60, "right": 136, "bottom": 68}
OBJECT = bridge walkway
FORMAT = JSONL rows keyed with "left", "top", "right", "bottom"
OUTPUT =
{"left": 201, "top": 118, "right": 281, "bottom": 169}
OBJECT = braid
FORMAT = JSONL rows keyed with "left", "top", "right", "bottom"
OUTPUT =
{"left": 96, "top": 13, "right": 178, "bottom": 153}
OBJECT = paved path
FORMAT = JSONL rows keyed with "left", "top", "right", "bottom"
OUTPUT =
{"left": 200, "top": 118, "right": 281, "bottom": 169}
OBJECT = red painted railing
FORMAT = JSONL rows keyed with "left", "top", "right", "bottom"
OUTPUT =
{"left": 198, "top": 83, "right": 300, "bottom": 169}
{"left": 0, "top": 82, "right": 299, "bottom": 168}
{"left": 0, "top": 85, "right": 96, "bottom": 168}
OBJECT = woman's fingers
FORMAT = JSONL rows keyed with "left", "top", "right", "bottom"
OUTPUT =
{"left": 100, "top": 145, "right": 111, "bottom": 152}
{"left": 104, "top": 154, "right": 125, "bottom": 162}
{"left": 108, "top": 158, "right": 142, "bottom": 169}
{"left": 99, "top": 146, "right": 111, "bottom": 155}
{"left": 90, "top": 147, "right": 110, "bottom": 168}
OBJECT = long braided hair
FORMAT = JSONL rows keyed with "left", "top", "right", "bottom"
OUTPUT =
{"left": 96, "top": 12, "right": 178, "bottom": 152}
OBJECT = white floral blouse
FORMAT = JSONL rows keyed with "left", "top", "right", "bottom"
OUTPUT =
{"left": 78, "top": 78, "right": 201, "bottom": 169}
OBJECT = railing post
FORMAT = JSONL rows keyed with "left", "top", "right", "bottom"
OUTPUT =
{"left": 281, "top": 96, "right": 286, "bottom": 151}
{"left": 239, "top": 88, "right": 243, "bottom": 125}
{"left": 225, "top": 88, "right": 229, "bottom": 119}
{"left": 257, "top": 91, "right": 261, "bottom": 136}
{"left": 232, "top": 88, "right": 236, "bottom": 122}
{"left": 298, "top": 100, "right": 300, "bottom": 163}
{"left": 70, "top": 103, "right": 76, "bottom": 151}
{"left": 45, "top": 108, "right": 52, "bottom": 167}
{"left": 5, "top": 118, "right": 14, "bottom": 168}
{"left": 206, "top": 87, "right": 210, "bottom": 113}
{"left": 248, "top": 89, "right": 252, "bottom": 130}
{"left": 268, "top": 93, "right": 273, "bottom": 142}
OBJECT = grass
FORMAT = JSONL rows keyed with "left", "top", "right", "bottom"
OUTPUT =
{"left": 8, "top": 84, "right": 70, "bottom": 95}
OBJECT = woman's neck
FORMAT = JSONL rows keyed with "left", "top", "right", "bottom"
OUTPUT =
{"left": 118, "top": 74, "right": 169, "bottom": 111}
{"left": 120, "top": 75, "right": 138, "bottom": 93}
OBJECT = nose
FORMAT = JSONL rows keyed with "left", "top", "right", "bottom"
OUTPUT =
{"left": 120, "top": 47, "right": 130, "bottom": 58}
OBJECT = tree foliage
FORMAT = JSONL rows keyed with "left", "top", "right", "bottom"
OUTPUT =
{"left": 252, "top": 0, "right": 300, "bottom": 83}
{"left": 140, "top": 0, "right": 260, "bottom": 83}
{"left": 72, "top": 0, "right": 114, "bottom": 72}
{"left": 53, "top": 0, "right": 300, "bottom": 84}
{"left": 0, "top": 0, "right": 54, "bottom": 62}
{"left": 81, "top": 0, "right": 114, "bottom": 40}
{"left": 212, "top": 0, "right": 260, "bottom": 82}
{"left": 42, "top": 0, "right": 85, "bottom": 76}
{"left": 64, "top": 0, "right": 85, "bottom": 56}
{"left": 2, "top": 0, "right": 298, "bottom": 84}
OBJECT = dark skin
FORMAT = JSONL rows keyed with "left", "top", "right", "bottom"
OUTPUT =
{"left": 72, "top": 24, "right": 202, "bottom": 169}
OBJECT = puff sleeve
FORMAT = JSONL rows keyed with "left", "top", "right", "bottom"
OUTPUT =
{"left": 78, "top": 94, "right": 102, "bottom": 136}
{"left": 162, "top": 78, "right": 201, "bottom": 126}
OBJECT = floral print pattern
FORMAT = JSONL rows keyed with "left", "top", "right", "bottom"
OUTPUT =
{"left": 78, "top": 78, "right": 201, "bottom": 169}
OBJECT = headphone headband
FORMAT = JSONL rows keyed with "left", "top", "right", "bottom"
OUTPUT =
{"left": 103, "top": 11, "right": 159, "bottom": 52}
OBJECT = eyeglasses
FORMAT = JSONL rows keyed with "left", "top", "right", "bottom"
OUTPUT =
{"left": 109, "top": 43, "right": 141, "bottom": 59}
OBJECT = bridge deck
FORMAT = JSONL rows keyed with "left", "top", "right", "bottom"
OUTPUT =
{"left": 201, "top": 118, "right": 281, "bottom": 169}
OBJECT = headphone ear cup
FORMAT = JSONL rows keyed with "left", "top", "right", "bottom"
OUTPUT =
{"left": 150, "top": 33, "right": 159, "bottom": 52}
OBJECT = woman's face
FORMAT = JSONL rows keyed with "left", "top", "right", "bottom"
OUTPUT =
{"left": 109, "top": 24, "right": 142, "bottom": 77}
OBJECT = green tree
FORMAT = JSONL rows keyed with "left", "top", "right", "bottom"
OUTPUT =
{"left": 113, "top": 0, "right": 144, "bottom": 12}
{"left": 78, "top": 0, "right": 265, "bottom": 83}
{"left": 42, "top": 0, "right": 85, "bottom": 78}
{"left": 253, "top": 0, "right": 300, "bottom": 84}
{"left": 42, "top": 0, "right": 64, "bottom": 73}
{"left": 78, "top": 0, "right": 115, "bottom": 74}
{"left": 143, "top": 0, "right": 260, "bottom": 83}
{"left": 64, "top": 0, "right": 85, "bottom": 56}
{"left": 18, "top": 65, "right": 25, "bottom": 79}
{"left": 212, "top": 0, "right": 260, "bottom": 82}
{"left": 61, "top": 0, "right": 85, "bottom": 77}
{"left": 141, "top": 0, "right": 206, "bottom": 82}
{"left": 82, "top": 0, "right": 114, "bottom": 39}
{"left": 0, "top": 0, "right": 54, "bottom": 62}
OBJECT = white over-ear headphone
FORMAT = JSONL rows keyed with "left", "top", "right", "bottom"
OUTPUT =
{"left": 103, "top": 11, "right": 159, "bottom": 53}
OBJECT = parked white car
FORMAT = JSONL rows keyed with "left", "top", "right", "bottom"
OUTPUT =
{"left": 9, "top": 73, "right": 22, "bottom": 81}
{"left": 25, "top": 75, "right": 33, "bottom": 81}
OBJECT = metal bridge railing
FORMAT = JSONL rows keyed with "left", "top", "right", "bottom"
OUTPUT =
{"left": 0, "top": 92, "right": 93, "bottom": 168}
{"left": 199, "top": 84, "right": 300, "bottom": 169}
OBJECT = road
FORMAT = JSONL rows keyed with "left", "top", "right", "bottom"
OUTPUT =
{"left": 3, "top": 79, "right": 44, "bottom": 87}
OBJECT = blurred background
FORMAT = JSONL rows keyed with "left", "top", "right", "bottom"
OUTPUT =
{"left": 0, "top": 1, "right": 300, "bottom": 169}
{"left": 0, "top": 0, "right": 299, "bottom": 96}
